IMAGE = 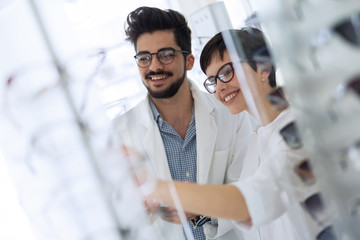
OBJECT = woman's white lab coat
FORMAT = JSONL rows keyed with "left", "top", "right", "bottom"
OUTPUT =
{"left": 233, "top": 109, "right": 323, "bottom": 240}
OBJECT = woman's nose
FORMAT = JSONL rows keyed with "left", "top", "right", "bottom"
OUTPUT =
{"left": 215, "top": 79, "right": 227, "bottom": 92}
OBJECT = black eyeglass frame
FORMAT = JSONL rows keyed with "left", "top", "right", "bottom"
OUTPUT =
{"left": 279, "top": 121, "right": 303, "bottom": 150}
{"left": 203, "top": 61, "right": 250, "bottom": 94}
{"left": 134, "top": 47, "right": 190, "bottom": 68}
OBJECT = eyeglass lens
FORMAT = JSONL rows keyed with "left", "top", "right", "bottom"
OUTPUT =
{"left": 302, "top": 193, "right": 329, "bottom": 224}
{"left": 279, "top": 121, "right": 303, "bottom": 149}
{"left": 303, "top": 193, "right": 329, "bottom": 224}
{"left": 294, "top": 159, "right": 315, "bottom": 185}
{"left": 316, "top": 226, "right": 337, "bottom": 240}
{"left": 332, "top": 13, "right": 360, "bottom": 46}
{"left": 347, "top": 75, "right": 360, "bottom": 97}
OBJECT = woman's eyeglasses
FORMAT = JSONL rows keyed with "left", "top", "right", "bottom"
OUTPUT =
{"left": 203, "top": 62, "right": 235, "bottom": 94}
{"left": 134, "top": 47, "right": 190, "bottom": 68}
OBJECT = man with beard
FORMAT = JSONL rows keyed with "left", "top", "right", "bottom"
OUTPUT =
{"left": 114, "top": 6, "right": 253, "bottom": 240}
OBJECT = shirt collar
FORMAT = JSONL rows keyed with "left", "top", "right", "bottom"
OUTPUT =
{"left": 149, "top": 98, "right": 163, "bottom": 126}
{"left": 148, "top": 98, "right": 196, "bottom": 129}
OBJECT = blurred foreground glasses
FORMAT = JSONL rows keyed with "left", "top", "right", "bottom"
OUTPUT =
{"left": 3, "top": 47, "right": 113, "bottom": 130}
{"left": 267, "top": 87, "right": 289, "bottom": 111}
{"left": 279, "top": 121, "right": 303, "bottom": 150}
{"left": 134, "top": 47, "right": 190, "bottom": 68}
{"left": 294, "top": 158, "right": 315, "bottom": 186}
{"left": 312, "top": 12, "right": 360, "bottom": 49}
{"left": 328, "top": 74, "right": 360, "bottom": 121}
{"left": 303, "top": 193, "right": 327, "bottom": 223}
{"left": 301, "top": 192, "right": 338, "bottom": 239}
{"left": 253, "top": 46, "right": 274, "bottom": 73}
{"left": 339, "top": 139, "right": 360, "bottom": 171}
{"left": 317, "top": 225, "right": 337, "bottom": 240}
{"left": 332, "top": 12, "right": 360, "bottom": 47}
{"left": 280, "top": 121, "right": 317, "bottom": 186}
{"left": 332, "top": 74, "right": 360, "bottom": 101}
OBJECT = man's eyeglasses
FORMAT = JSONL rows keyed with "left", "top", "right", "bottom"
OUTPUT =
{"left": 134, "top": 47, "right": 190, "bottom": 68}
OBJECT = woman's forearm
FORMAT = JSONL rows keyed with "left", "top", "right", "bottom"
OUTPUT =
{"left": 150, "top": 180, "right": 251, "bottom": 221}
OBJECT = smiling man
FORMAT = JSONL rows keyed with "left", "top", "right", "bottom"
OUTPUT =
{"left": 114, "top": 6, "right": 254, "bottom": 240}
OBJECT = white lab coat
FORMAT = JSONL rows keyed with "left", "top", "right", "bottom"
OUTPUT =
{"left": 233, "top": 109, "right": 323, "bottom": 240}
{"left": 114, "top": 80, "right": 254, "bottom": 240}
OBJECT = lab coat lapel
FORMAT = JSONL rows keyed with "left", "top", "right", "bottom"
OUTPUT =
{"left": 192, "top": 84, "right": 217, "bottom": 184}
{"left": 139, "top": 97, "right": 172, "bottom": 180}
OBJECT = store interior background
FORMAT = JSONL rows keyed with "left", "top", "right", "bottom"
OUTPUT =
{"left": 1, "top": 0, "right": 359, "bottom": 239}
{"left": 0, "top": 0, "right": 253, "bottom": 239}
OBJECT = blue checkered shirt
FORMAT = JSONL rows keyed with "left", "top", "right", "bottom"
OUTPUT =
{"left": 150, "top": 100, "right": 205, "bottom": 240}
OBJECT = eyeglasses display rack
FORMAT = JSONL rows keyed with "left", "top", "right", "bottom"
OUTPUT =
{"left": 0, "top": 0, "right": 161, "bottom": 239}
{"left": 255, "top": 0, "right": 360, "bottom": 239}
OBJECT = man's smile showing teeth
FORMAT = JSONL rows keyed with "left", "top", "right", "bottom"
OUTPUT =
{"left": 224, "top": 92, "right": 237, "bottom": 102}
{"left": 150, "top": 76, "right": 166, "bottom": 81}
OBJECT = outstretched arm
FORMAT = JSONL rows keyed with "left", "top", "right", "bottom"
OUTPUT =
{"left": 149, "top": 180, "right": 251, "bottom": 222}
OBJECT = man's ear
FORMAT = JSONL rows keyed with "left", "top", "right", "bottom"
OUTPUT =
{"left": 186, "top": 54, "right": 195, "bottom": 70}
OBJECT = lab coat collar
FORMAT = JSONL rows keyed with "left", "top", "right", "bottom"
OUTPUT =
{"left": 139, "top": 80, "right": 217, "bottom": 183}
{"left": 190, "top": 80, "right": 217, "bottom": 184}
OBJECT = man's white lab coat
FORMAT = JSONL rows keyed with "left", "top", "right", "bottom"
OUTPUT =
{"left": 114, "top": 80, "right": 254, "bottom": 240}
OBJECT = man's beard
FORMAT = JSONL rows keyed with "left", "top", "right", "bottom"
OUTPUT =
{"left": 145, "top": 68, "right": 186, "bottom": 99}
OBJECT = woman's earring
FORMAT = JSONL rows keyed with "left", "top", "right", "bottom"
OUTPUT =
{"left": 261, "top": 77, "right": 265, "bottom": 82}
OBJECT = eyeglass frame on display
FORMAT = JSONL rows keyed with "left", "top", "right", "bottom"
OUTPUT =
{"left": 331, "top": 12, "right": 360, "bottom": 47}
{"left": 279, "top": 121, "right": 304, "bottom": 150}
{"left": 2, "top": 45, "right": 119, "bottom": 131}
{"left": 266, "top": 86, "right": 289, "bottom": 111}
{"left": 294, "top": 158, "right": 316, "bottom": 186}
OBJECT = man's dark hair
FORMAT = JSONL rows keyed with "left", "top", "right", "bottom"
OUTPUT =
{"left": 200, "top": 27, "right": 276, "bottom": 88}
{"left": 124, "top": 6, "right": 192, "bottom": 53}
